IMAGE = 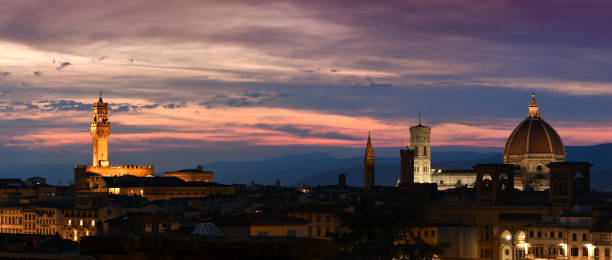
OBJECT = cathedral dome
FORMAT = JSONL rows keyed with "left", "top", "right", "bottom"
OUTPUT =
{"left": 503, "top": 94, "right": 566, "bottom": 158}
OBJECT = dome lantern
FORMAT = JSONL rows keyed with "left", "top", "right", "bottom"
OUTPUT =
{"left": 527, "top": 93, "right": 540, "bottom": 119}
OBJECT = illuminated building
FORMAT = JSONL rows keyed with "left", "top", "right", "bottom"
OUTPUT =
{"left": 288, "top": 206, "right": 342, "bottom": 239}
{"left": 504, "top": 93, "right": 566, "bottom": 191}
{"left": 164, "top": 165, "right": 214, "bottom": 182}
{"left": 63, "top": 208, "right": 97, "bottom": 242}
{"left": 410, "top": 118, "right": 432, "bottom": 183}
{"left": 425, "top": 94, "right": 567, "bottom": 191}
{"left": 86, "top": 175, "right": 234, "bottom": 201}
{"left": 74, "top": 92, "right": 153, "bottom": 189}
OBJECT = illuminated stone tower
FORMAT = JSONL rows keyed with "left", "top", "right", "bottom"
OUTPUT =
{"left": 91, "top": 90, "right": 110, "bottom": 167}
{"left": 410, "top": 115, "right": 431, "bottom": 183}
{"left": 364, "top": 132, "right": 375, "bottom": 188}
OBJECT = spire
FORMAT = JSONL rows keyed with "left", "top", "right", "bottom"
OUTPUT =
{"left": 527, "top": 92, "right": 541, "bottom": 118}
{"left": 418, "top": 110, "right": 422, "bottom": 126}
{"left": 365, "top": 132, "right": 374, "bottom": 159}
{"left": 98, "top": 89, "right": 104, "bottom": 104}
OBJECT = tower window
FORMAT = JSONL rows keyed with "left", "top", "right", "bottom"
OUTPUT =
{"left": 536, "top": 165, "right": 543, "bottom": 172}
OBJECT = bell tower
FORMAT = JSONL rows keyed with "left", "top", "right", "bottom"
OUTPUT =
{"left": 91, "top": 90, "right": 110, "bottom": 167}
{"left": 410, "top": 113, "right": 431, "bottom": 183}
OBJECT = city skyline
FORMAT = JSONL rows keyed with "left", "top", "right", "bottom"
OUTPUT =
{"left": 2, "top": 1, "right": 612, "bottom": 164}
{"left": 0, "top": 2, "right": 611, "bottom": 259}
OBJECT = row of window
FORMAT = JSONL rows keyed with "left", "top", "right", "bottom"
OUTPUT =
{"left": 413, "top": 147, "right": 428, "bottom": 157}
{"left": 0, "top": 228, "right": 23, "bottom": 234}
{"left": 67, "top": 219, "right": 95, "bottom": 227}
{"left": 531, "top": 246, "right": 565, "bottom": 257}
{"left": 480, "top": 248, "right": 493, "bottom": 258}
{"left": 595, "top": 248, "right": 612, "bottom": 257}
{"left": 35, "top": 209, "right": 56, "bottom": 216}
{"left": 0, "top": 210, "right": 21, "bottom": 214}
{"left": 110, "top": 188, "right": 216, "bottom": 196}
{"left": 37, "top": 218, "right": 56, "bottom": 225}
{"left": 1, "top": 216, "right": 22, "bottom": 225}
{"left": 414, "top": 229, "right": 436, "bottom": 238}
{"left": 292, "top": 213, "right": 333, "bottom": 223}
{"left": 416, "top": 166, "right": 430, "bottom": 173}
{"left": 307, "top": 225, "right": 338, "bottom": 237}
{"left": 63, "top": 211, "right": 96, "bottom": 218}
{"left": 529, "top": 246, "right": 612, "bottom": 257}
{"left": 144, "top": 223, "right": 170, "bottom": 232}
{"left": 529, "top": 230, "right": 588, "bottom": 241}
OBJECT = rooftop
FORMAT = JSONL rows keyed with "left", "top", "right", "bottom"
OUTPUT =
{"left": 102, "top": 175, "right": 230, "bottom": 188}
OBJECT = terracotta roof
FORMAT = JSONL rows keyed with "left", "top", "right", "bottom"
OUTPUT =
{"left": 102, "top": 175, "right": 230, "bottom": 188}
{"left": 213, "top": 213, "right": 309, "bottom": 227}
{"left": 504, "top": 118, "right": 566, "bottom": 156}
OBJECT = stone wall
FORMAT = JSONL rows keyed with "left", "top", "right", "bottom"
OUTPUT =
{"left": 84, "top": 165, "right": 154, "bottom": 178}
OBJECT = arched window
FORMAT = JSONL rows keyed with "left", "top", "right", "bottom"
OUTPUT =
{"left": 574, "top": 172, "right": 586, "bottom": 193}
{"left": 500, "top": 230, "right": 512, "bottom": 241}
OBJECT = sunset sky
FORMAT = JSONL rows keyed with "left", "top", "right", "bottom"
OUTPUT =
{"left": 2, "top": 0, "right": 612, "bottom": 171}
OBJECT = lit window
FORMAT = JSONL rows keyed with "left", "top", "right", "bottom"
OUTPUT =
{"left": 68, "top": 219, "right": 72, "bottom": 226}
{"left": 91, "top": 220, "right": 95, "bottom": 227}
{"left": 80, "top": 220, "right": 83, "bottom": 226}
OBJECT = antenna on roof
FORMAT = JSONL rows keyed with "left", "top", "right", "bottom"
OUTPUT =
{"left": 418, "top": 110, "right": 422, "bottom": 125}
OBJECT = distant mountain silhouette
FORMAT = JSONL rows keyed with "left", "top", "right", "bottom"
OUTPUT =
{"left": 294, "top": 154, "right": 500, "bottom": 187}
{"left": 208, "top": 151, "right": 500, "bottom": 186}
{"left": 293, "top": 144, "right": 612, "bottom": 190}
{"left": 0, "top": 144, "right": 610, "bottom": 190}
{"left": 566, "top": 143, "right": 612, "bottom": 191}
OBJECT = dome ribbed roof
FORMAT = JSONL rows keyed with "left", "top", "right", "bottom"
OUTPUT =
{"left": 503, "top": 118, "right": 565, "bottom": 156}
{"left": 503, "top": 94, "right": 565, "bottom": 156}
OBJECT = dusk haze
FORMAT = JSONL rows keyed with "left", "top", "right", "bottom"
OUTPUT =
{"left": 0, "top": 1, "right": 611, "bottom": 259}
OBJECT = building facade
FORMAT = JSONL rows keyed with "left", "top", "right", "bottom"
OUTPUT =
{"left": 431, "top": 169, "right": 477, "bottom": 190}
